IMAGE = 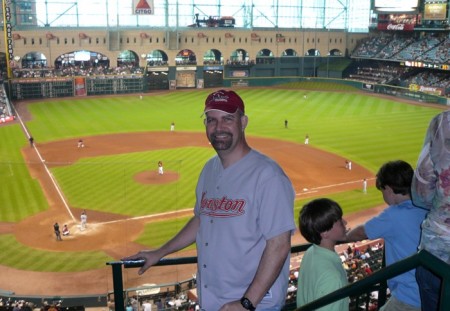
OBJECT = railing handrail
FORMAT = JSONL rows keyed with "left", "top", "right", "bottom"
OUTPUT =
{"left": 108, "top": 247, "right": 450, "bottom": 311}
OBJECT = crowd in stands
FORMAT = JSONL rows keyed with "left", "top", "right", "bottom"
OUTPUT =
{"left": 373, "top": 35, "right": 416, "bottom": 60}
{"left": 175, "top": 60, "right": 197, "bottom": 66}
{"left": 350, "top": 32, "right": 450, "bottom": 96}
{"left": 12, "top": 64, "right": 144, "bottom": 79}
{"left": 426, "top": 37, "right": 450, "bottom": 64}
{"left": 401, "top": 70, "right": 450, "bottom": 90}
{"left": 348, "top": 64, "right": 411, "bottom": 85}
{"left": 226, "top": 59, "right": 255, "bottom": 66}
{"left": 0, "top": 298, "right": 63, "bottom": 311}
{"left": 286, "top": 240, "right": 385, "bottom": 310}
{"left": 351, "top": 33, "right": 447, "bottom": 62}
{"left": 202, "top": 60, "right": 224, "bottom": 65}
{"left": 110, "top": 287, "right": 199, "bottom": 311}
{"left": 351, "top": 33, "right": 395, "bottom": 58}
{"left": 147, "top": 60, "right": 169, "bottom": 67}
{"left": 347, "top": 62, "right": 450, "bottom": 96}
{"left": 391, "top": 34, "right": 443, "bottom": 62}
{"left": 10, "top": 58, "right": 256, "bottom": 79}
{"left": 0, "top": 85, "right": 14, "bottom": 123}
{"left": 0, "top": 299, "right": 34, "bottom": 311}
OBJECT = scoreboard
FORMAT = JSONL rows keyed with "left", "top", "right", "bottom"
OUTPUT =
{"left": 424, "top": 1, "right": 447, "bottom": 21}
{"left": 402, "top": 61, "right": 450, "bottom": 71}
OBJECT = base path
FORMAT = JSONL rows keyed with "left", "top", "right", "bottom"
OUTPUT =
{"left": 1, "top": 131, "right": 378, "bottom": 295}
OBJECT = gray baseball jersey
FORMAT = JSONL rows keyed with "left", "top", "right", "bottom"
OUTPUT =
{"left": 194, "top": 149, "right": 296, "bottom": 311}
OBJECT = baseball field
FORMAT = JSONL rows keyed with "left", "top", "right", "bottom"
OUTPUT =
{"left": 0, "top": 83, "right": 444, "bottom": 296}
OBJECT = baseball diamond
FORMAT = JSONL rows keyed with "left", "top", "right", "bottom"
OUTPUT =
{"left": 0, "top": 88, "right": 444, "bottom": 296}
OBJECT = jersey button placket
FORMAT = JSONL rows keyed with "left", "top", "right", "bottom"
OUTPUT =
{"left": 215, "top": 174, "right": 221, "bottom": 193}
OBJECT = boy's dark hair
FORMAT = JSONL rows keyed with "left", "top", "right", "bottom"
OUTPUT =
{"left": 375, "top": 160, "right": 413, "bottom": 195}
{"left": 299, "top": 198, "right": 343, "bottom": 245}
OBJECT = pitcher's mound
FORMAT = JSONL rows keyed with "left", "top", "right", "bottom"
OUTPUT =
{"left": 134, "top": 171, "right": 179, "bottom": 184}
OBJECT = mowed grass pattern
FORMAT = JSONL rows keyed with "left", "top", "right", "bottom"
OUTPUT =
{"left": 0, "top": 87, "right": 444, "bottom": 273}
{"left": 52, "top": 148, "right": 214, "bottom": 215}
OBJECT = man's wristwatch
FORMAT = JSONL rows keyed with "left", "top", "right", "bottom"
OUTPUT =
{"left": 240, "top": 297, "right": 256, "bottom": 311}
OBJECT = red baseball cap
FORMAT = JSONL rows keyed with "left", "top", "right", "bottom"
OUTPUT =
{"left": 204, "top": 89, "right": 245, "bottom": 114}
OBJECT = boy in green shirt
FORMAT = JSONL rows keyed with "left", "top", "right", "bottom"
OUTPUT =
{"left": 297, "top": 198, "right": 349, "bottom": 311}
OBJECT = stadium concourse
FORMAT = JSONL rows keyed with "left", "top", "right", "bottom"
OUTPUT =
{"left": 0, "top": 117, "right": 378, "bottom": 296}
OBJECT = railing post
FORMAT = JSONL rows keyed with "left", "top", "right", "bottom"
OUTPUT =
{"left": 441, "top": 277, "right": 450, "bottom": 311}
{"left": 110, "top": 262, "right": 125, "bottom": 311}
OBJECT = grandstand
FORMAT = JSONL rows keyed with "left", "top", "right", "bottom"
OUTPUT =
{"left": 1, "top": 1, "right": 450, "bottom": 311}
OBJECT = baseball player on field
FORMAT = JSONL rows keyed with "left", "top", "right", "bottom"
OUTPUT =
{"left": 77, "top": 139, "right": 85, "bottom": 148}
{"left": 53, "top": 222, "right": 62, "bottom": 241}
{"left": 123, "top": 89, "right": 295, "bottom": 311}
{"left": 158, "top": 161, "right": 164, "bottom": 175}
{"left": 80, "top": 210, "right": 87, "bottom": 230}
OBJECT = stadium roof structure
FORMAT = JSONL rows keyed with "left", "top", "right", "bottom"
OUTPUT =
{"left": 1, "top": 0, "right": 371, "bottom": 32}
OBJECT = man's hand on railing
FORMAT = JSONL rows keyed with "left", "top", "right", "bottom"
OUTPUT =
{"left": 121, "top": 250, "right": 161, "bottom": 275}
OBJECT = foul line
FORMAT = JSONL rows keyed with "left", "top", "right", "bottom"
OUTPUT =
{"left": 100, "top": 208, "right": 193, "bottom": 225}
{"left": 15, "top": 110, "right": 77, "bottom": 222}
{"left": 296, "top": 177, "right": 375, "bottom": 196}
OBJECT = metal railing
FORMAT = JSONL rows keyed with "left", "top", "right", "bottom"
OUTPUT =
{"left": 107, "top": 247, "right": 450, "bottom": 311}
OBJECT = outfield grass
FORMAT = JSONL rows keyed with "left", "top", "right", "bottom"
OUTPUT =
{"left": 0, "top": 88, "right": 443, "bottom": 272}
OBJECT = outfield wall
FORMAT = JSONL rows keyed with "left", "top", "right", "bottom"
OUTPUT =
{"left": 223, "top": 76, "right": 449, "bottom": 106}
{"left": 8, "top": 75, "right": 146, "bottom": 99}
{"left": 6, "top": 75, "right": 448, "bottom": 106}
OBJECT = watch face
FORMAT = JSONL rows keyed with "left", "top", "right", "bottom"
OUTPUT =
{"left": 241, "top": 298, "right": 255, "bottom": 311}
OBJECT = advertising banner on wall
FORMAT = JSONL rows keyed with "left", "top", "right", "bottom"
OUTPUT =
{"left": 409, "top": 83, "right": 444, "bottom": 96}
{"left": 424, "top": 3, "right": 447, "bottom": 20}
{"left": 132, "top": 0, "right": 154, "bottom": 15}
{"left": 229, "top": 70, "right": 249, "bottom": 78}
{"left": 377, "top": 23, "right": 415, "bottom": 31}
{"left": 377, "top": 14, "right": 418, "bottom": 31}
{"left": 3, "top": 0, "right": 14, "bottom": 79}
{"left": 362, "top": 83, "right": 375, "bottom": 92}
{"left": 75, "top": 77, "right": 87, "bottom": 96}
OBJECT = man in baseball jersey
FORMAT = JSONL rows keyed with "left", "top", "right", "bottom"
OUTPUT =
{"left": 123, "top": 89, "right": 296, "bottom": 311}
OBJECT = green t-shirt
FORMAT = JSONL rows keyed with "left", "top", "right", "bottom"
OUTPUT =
{"left": 296, "top": 244, "right": 349, "bottom": 311}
